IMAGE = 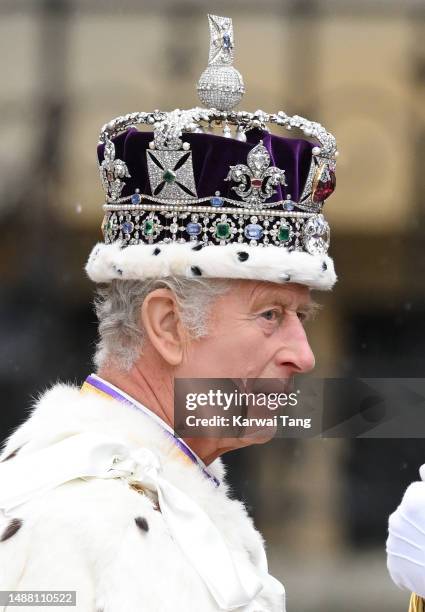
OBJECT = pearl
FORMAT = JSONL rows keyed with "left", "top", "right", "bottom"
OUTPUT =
{"left": 182, "top": 142, "right": 190, "bottom": 151}
{"left": 149, "top": 141, "right": 155, "bottom": 150}
{"left": 312, "top": 146, "right": 321, "bottom": 156}
{"left": 223, "top": 125, "right": 232, "bottom": 138}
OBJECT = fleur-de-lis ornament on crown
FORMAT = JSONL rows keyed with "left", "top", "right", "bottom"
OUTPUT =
{"left": 100, "top": 136, "right": 131, "bottom": 201}
{"left": 225, "top": 141, "right": 287, "bottom": 208}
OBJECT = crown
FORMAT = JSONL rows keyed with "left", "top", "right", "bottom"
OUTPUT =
{"left": 86, "top": 14, "right": 338, "bottom": 291}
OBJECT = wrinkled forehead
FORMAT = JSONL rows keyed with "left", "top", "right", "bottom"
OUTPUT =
{"left": 223, "top": 279, "right": 312, "bottom": 309}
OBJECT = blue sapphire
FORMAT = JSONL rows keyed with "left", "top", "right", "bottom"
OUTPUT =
{"left": 244, "top": 224, "right": 263, "bottom": 240}
{"left": 210, "top": 196, "right": 224, "bottom": 207}
{"left": 131, "top": 193, "right": 142, "bottom": 205}
{"left": 284, "top": 200, "right": 295, "bottom": 211}
{"left": 222, "top": 33, "right": 232, "bottom": 50}
{"left": 186, "top": 222, "right": 202, "bottom": 236}
{"left": 122, "top": 221, "right": 134, "bottom": 234}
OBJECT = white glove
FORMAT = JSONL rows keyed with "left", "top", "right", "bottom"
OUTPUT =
{"left": 387, "top": 465, "right": 425, "bottom": 597}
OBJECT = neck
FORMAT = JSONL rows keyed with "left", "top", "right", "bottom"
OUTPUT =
{"left": 96, "top": 361, "right": 223, "bottom": 466}
{"left": 97, "top": 361, "right": 174, "bottom": 430}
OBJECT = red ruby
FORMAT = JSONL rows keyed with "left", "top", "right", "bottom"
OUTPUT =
{"left": 251, "top": 178, "right": 263, "bottom": 188}
{"left": 313, "top": 169, "right": 336, "bottom": 203}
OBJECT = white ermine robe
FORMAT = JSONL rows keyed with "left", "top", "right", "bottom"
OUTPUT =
{"left": 0, "top": 382, "right": 285, "bottom": 612}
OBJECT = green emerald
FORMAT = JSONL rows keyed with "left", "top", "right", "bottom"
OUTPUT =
{"left": 143, "top": 220, "right": 154, "bottom": 236}
{"left": 278, "top": 226, "right": 290, "bottom": 242}
{"left": 162, "top": 169, "right": 176, "bottom": 183}
{"left": 215, "top": 222, "right": 231, "bottom": 239}
{"left": 102, "top": 216, "right": 111, "bottom": 233}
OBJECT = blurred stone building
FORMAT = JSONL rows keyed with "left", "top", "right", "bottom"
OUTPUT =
{"left": 1, "top": 1, "right": 424, "bottom": 610}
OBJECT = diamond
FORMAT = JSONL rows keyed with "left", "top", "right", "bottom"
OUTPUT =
{"left": 244, "top": 224, "right": 263, "bottom": 240}
{"left": 215, "top": 223, "right": 231, "bottom": 239}
{"left": 186, "top": 222, "right": 202, "bottom": 236}
{"left": 210, "top": 196, "right": 224, "bottom": 207}
{"left": 250, "top": 150, "right": 269, "bottom": 172}
{"left": 131, "top": 193, "right": 142, "bottom": 205}
{"left": 143, "top": 220, "right": 154, "bottom": 236}
{"left": 303, "top": 214, "right": 330, "bottom": 254}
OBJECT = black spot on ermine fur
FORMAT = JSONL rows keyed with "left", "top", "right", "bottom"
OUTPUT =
{"left": 153, "top": 247, "right": 161, "bottom": 255}
{"left": 237, "top": 251, "right": 249, "bottom": 262}
{"left": 192, "top": 243, "right": 204, "bottom": 251}
{"left": 1, "top": 448, "right": 20, "bottom": 462}
{"left": 191, "top": 266, "right": 202, "bottom": 276}
{"left": 1, "top": 518, "right": 23, "bottom": 542}
{"left": 322, "top": 261, "right": 327, "bottom": 271}
{"left": 135, "top": 516, "right": 149, "bottom": 532}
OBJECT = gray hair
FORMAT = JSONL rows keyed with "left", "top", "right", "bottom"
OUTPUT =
{"left": 93, "top": 277, "right": 231, "bottom": 372}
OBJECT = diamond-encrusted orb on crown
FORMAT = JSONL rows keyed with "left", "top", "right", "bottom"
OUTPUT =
{"left": 197, "top": 66, "right": 244, "bottom": 112}
{"left": 197, "top": 13, "right": 245, "bottom": 112}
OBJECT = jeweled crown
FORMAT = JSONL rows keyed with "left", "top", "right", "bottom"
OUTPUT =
{"left": 87, "top": 14, "right": 338, "bottom": 291}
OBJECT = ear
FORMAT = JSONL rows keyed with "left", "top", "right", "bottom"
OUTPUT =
{"left": 141, "top": 288, "right": 186, "bottom": 366}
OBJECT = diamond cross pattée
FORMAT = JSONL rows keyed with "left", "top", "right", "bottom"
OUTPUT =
{"left": 146, "top": 149, "right": 197, "bottom": 200}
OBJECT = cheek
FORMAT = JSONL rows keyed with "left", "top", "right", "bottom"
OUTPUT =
{"left": 178, "top": 324, "right": 272, "bottom": 378}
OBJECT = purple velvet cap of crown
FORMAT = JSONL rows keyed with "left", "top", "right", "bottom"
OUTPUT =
{"left": 97, "top": 128, "right": 315, "bottom": 203}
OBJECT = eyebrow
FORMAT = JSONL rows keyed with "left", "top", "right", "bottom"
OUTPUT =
{"left": 297, "top": 300, "right": 322, "bottom": 321}
{"left": 248, "top": 288, "right": 322, "bottom": 320}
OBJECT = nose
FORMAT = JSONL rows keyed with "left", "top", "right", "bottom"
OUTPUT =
{"left": 277, "top": 314, "right": 315, "bottom": 374}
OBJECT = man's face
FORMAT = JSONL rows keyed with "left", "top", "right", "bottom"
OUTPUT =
{"left": 176, "top": 279, "right": 316, "bottom": 380}
{"left": 175, "top": 280, "right": 317, "bottom": 448}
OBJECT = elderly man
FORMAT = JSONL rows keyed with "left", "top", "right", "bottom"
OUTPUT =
{"left": 0, "top": 15, "right": 337, "bottom": 612}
